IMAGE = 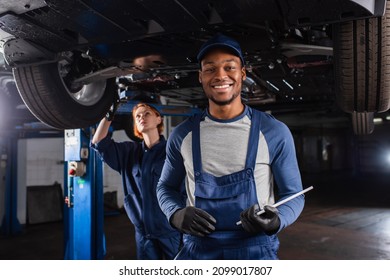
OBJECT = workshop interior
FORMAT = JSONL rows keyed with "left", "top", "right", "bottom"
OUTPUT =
{"left": 1, "top": 0, "right": 390, "bottom": 260}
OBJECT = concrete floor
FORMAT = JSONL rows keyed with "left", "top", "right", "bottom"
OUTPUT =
{"left": 279, "top": 171, "right": 390, "bottom": 260}
{"left": 1, "top": 170, "right": 389, "bottom": 260}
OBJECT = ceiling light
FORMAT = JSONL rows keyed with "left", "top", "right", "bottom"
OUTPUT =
{"left": 266, "top": 80, "right": 279, "bottom": 91}
{"left": 283, "top": 79, "right": 294, "bottom": 90}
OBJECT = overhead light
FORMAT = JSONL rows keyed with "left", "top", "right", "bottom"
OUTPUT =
{"left": 373, "top": 118, "right": 383, "bottom": 124}
{"left": 283, "top": 79, "right": 294, "bottom": 90}
{"left": 266, "top": 80, "right": 279, "bottom": 91}
{"left": 386, "top": 115, "right": 390, "bottom": 121}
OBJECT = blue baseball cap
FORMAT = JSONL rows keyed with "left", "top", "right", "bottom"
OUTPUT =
{"left": 197, "top": 33, "right": 245, "bottom": 66}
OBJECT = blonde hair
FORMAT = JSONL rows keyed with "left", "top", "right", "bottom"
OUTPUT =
{"left": 132, "top": 103, "right": 163, "bottom": 139}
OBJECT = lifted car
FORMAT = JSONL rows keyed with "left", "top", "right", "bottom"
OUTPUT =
{"left": 0, "top": 0, "right": 389, "bottom": 134}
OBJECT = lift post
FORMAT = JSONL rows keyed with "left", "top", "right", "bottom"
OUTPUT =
{"left": 0, "top": 135, "right": 22, "bottom": 236}
{"left": 63, "top": 128, "right": 105, "bottom": 260}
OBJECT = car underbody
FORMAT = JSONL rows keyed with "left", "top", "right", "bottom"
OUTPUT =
{"left": 0, "top": 0, "right": 389, "bottom": 135}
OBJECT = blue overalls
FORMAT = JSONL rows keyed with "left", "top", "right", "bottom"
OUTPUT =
{"left": 175, "top": 110, "right": 279, "bottom": 260}
{"left": 91, "top": 135, "right": 182, "bottom": 260}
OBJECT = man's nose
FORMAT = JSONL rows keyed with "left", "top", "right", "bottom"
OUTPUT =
{"left": 214, "top": 67, "right": 228, "bottom": 79}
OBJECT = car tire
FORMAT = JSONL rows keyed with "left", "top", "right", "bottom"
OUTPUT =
{"left": 0, "top": 71, "right": 39, "bottom": 128}
{"left": 334, "top": 5, "right": 390, "bottom": 134}
{"left": 12, "top": 62, "right": 116, "bottom": 129}
{"left": 351, "top": 111, "right": 374, "bottom": 135}
{"left": 0, "top": 72, "right": 13, "bottom": 128}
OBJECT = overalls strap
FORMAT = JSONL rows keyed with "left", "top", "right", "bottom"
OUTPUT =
{"left": 192, "top": 112, "right": 205, "bottom": 175}
{"left": 245, "top": 108, "right": 262, "bottom": 169}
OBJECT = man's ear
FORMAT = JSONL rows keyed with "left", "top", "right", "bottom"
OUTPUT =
{"left": 198, "top": 70, "right": 202, "bottom": 83}
{"left": 241, "top": 67, "right": 246, "bottom": 81}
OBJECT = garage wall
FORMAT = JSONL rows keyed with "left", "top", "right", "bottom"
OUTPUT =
{"left": 291, "top": 125, "right": 357, "bottom": 174}
{"left": 17, "top": 138, "right": 64, "bottom": 224}
{"left": 15, "top": 135, "right": 128, "bottom": 225}
{"left": 24, "top": 138, "right": 64, "bottom": 185}
{"left": 292, "top": 122, "right": 390, "bottom": 174}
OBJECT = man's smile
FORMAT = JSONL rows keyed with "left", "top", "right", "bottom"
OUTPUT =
{"left": 212, "top": 84, "right": 231, "bottom": 89}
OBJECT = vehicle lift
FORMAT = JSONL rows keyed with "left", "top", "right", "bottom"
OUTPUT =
{"left": 63, "top": 127, "right": 105, "bottom": 260}
{"left": 0, "top": 135, "right": 22, "bottom": 236}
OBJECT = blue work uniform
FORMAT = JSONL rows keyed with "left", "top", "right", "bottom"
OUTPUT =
{"left": 176, "top": 110, "right": 278, "bottom": 259}
{"left": 91, "top": 134, "right": 181, "bottom": 259}
{"left": 157, "top": 106, "right": 304, "bottom": 260}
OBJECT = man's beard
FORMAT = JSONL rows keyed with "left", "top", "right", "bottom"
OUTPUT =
{"left": 206, "top": 90, "right": 241, "bottom": 106}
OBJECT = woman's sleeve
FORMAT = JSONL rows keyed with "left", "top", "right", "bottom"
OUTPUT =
{"left": 90, "top": 134, "right": 132, "bottom": 173}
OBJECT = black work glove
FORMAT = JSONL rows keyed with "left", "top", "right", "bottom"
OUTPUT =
{"left": 240, "top": 204, "right": 280, "bottom": 235}
{"left": 105, "top": 99, "right": 120, "bottom": 121}
{"left": 170, "top": 206, "right": 217, "bottom": 237}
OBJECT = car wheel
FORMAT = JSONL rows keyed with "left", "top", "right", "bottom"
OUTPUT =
{"left": 334, "top": 5, "right": 390, "bottom": 134}
{"left": 12, "top": 62, "right": 116, "bottom": 129}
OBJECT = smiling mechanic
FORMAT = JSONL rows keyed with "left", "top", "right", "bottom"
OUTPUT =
{"left": 156, "top": 33, "right": 305, "bottom": 260}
